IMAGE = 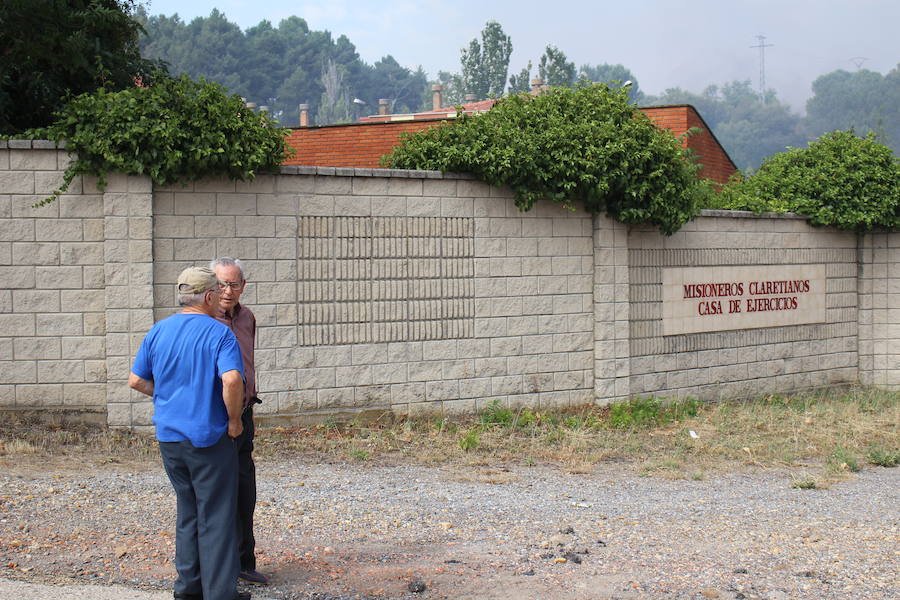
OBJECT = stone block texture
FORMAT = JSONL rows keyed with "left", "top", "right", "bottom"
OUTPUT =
{"left": 858, "top": 232, "right": 900, "bottom": 389}
{"left": 2, "top": 146, "right": 897, "bottom": 426}
{"left": 152, "top": 170, "right": 595, "bottom": 419}
{"left": 627, "top": 213, "right": 860, "bottom": 401}
{"left": 0, "top": 146, "right": 108, "bottom": 412}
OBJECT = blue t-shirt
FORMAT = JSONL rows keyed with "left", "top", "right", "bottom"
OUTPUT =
{"left": 132, "top": 313, "right": 244, "bottom": 447}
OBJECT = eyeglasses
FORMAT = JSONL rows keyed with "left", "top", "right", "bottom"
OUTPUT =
{"left": 217, "top": 281, "right": 244, "bottom": 290}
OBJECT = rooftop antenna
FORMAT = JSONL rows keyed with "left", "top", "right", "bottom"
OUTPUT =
{"left": 750, "top": 35, "right": 774, "bottom": 102}
{"left": 849, "top": 56, "right": 868, "bottom": 70}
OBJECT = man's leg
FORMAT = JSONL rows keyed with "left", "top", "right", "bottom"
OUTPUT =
{"left": 159, "top": 442, "right": 202, "bottom": 598}
{"left": 186, "top": 433, "right": 239, "bottom": 600}
{"left": 236, "top": 406, "right": 257, "bottom": 571}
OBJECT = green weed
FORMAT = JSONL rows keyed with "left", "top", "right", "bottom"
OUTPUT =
{"left": 514, "top": 409, "right": 539, "bottom": 428}
{"left": 608, "top": 397, "right": 700, "bottom": 429}
{"left": 479, "top": 399, "right": 514, "bottom": 426}
{"left": 458, "top": 430, "right": 480, "bottom": 452}
{"left": 866, "top": 445, "right": 900, "bottom": 467}
{"left": 349, "top": 448, "right": 370, "bottom": 461}
{"left": 828, "top": 445, "right": 861, "bottom": 473}
{"left": 791, "top": 475, "right": 819, "bottom": 489}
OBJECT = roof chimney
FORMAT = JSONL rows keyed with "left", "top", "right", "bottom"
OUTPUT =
{"left": 378, "top": 99, "right": 390, "bottom": 116}
{"left": 431, "top": 84, "right": 443, "bottom": 111}
{"left": 298, "top": 104, "right": 309, "bottom": 127}
{"left": 464, "top": 93, "right": 476, "bottom": 102}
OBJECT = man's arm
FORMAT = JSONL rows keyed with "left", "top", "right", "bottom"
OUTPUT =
{"left": 128, "top": 373, "right": 154, "bottom": 397}
{"left": 221, "top": 369, "right": 244, "bottom": 438}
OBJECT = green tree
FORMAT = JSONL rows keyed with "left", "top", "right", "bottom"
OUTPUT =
{"left": 508, "top": 61, "right": 532, "bottom": 95}
{"left": 167, "top": 9, "right": 247, "bottom": 93}
{"left": 385, "top": 84, "right": 709, "bottom": 235}
{"left": 578, "top": 63, "right": 643, "bottom": 103}
{"left": 139, "top": 10, "right": 429, "bottom": 125}
{"left": 34, "top": 73, "right": 288, "bottom": 203}
{"left": 433, "top": 71, "right": 466, "bottom": 106}
{"left": 366, "top": 56, "right": 427, "bottom": 114}
{"left": 316, "top": 59, "right": 351, "bottom": 125}
{"left": 804, "top": 66, "right": 900, "bottom": 154}
{"left": 0, "top": 0, "right": 162, "bottom": 133}
{"left": 646, "top": 81, "right": 805, "bottom": 171}
{"left": 714, "top": 131, "right": 900, "bottom": 230}
{"left": 460, "top": 21, "right": 513, "bottom": 100}
{"left": 538, "top": 45, "right": 575, "bottom": 87}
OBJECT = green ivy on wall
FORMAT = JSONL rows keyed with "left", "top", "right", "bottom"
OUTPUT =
{"left": 384, "top": 84, "right": 711, "bottom": 235}
{"left": 31, "top": 74, "right": 290, "bottom": 205}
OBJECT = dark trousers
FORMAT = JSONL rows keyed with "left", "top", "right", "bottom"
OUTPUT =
{"left": 236, "top": 406, "right": 257, "bottom": 570}
{"left": 160, "top": 433, "right": 239, "bottom": 600}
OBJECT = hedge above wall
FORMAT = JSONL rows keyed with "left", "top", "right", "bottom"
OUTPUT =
{"left": 28, "top": 74, "right": 290, "bottom": 205}
{"left": 384, "top": 84, "right": 712, "bottom": 235}
{"left": 710, "top": 130, "right": 900, "bottom": 231}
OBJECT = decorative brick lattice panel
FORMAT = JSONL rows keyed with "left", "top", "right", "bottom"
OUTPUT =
{"left": 299, "top": 216, "right": 474, "bottom": 345}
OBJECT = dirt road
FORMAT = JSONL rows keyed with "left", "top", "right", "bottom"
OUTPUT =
{"left": 1, "top": 454, "right": 897, "bottom": 599}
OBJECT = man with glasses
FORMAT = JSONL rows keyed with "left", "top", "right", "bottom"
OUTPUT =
{"left": 210, "top": 257, "right": 269, "bottom": 586}
{"left": 129, "top": 266, "right": 250, "bottom": 600}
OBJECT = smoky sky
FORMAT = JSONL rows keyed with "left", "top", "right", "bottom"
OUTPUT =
{"left": 145, "top": 0, "right": 900, "bottom": 111}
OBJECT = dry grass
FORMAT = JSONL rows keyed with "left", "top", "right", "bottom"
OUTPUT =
{"left": 0, "top": 413, "right": 158, "bottom": 466}
{"left": 1, "top": 387, "right": 897, "bottom": 483}
{"left": 254, "top": 386, "right": 899, "bottom": 481}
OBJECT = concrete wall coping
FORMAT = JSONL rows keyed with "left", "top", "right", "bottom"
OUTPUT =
{"left": 277, "top": 165, "right": 477, "bottom": 179}
{"left": 0, "top": 139, "right": 67, "bottom": 150}
{"left": 698, "top": 208, "right": 806, "bottom": 220}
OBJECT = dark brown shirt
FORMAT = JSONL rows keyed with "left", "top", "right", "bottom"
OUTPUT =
{"left": 215, "top": 303, "right": 256, "bottom": 405}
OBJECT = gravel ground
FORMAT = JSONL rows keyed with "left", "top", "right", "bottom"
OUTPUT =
{"left": 0, "top": 455, "right": 897, "bottom": 600}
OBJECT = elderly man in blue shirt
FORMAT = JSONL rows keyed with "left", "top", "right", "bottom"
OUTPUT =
{"left": 129, "top": 266, "right": 250, "bottom": 600}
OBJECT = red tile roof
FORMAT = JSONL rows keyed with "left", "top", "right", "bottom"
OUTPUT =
{"left": 284, "top": 102, "right": 737, "bottom": 184}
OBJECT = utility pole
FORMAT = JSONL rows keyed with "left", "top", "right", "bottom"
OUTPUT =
{"left": 750, "top": 35, "right": 774, "bottom": 102}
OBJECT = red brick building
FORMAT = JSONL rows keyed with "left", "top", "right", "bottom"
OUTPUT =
{"left": 283, "top": 87, "right": 737, "bottom": 184}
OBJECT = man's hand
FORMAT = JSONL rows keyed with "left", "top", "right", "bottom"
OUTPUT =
{"left": 221, "top": 369, "right": 244, "bottom": 437}
{"left": 128, "top": 373, "right": 154, "bottom": 397}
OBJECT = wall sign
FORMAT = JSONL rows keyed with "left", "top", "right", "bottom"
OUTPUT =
{"left": 662, "top": 265, "right": 827, "bottom": 335}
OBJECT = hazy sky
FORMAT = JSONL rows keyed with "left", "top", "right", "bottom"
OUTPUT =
{"left": 143, "top": 0, "right": 899, "bottom": 112}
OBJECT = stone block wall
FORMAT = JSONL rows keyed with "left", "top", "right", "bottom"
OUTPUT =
{"left": 3, "top": 145, "right": 899, "bottom": 426}
{"left": 593, "top": 215, "right": 631, "bottom": 402}
{"left": 148, "top": 168, "right": 595, "bottom": 423}
{"left": 0, "top": 141, "right": 106, "bottom": 416}
{"left": 102, "top": 174, "right": 155, "bottom": 428}
{"left": 858, "top": 232, "right": 900, "bottom": 389}
{"left": 627, "top": 211, "right": 859, "bottom": 401}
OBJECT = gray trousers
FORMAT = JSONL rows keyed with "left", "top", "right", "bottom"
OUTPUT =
{"left": 160, "top": 432, "right": 239, "bottom": 600}
{"left": 236, "top": 406, "right": 257, "bottom": 570}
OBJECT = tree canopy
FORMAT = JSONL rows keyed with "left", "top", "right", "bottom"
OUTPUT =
{"left": 385, "top": 84, "right": 709, "bottom": 235}
{"left": 804, "top": 65, "right": 900, "bottom": 155}
{"left": 538, "top": 45, "right": 576, "bottom": 87}
{"left": 645, "top": 81, "right": 806, "bottom": 172}
{"left": 507, "top": 61, "right": 533, "bottom": 95}
{"left": 578, "top": 64, "right": 643, "bottom": 103}
{"left": 0, "top": 0, "right": 162, "bottom": 133}
{"left": 460, "top": 21, "right": 513, "bottom": 101}
{"left": 136, "top": 9, "right": 427, "bottom": 125}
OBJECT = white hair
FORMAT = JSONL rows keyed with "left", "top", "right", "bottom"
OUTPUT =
{"left": 209, "top": 256, "right": 246, "bottom": 280}
{"left": 178, "top": 291, "right": 210, "bottom": 307}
